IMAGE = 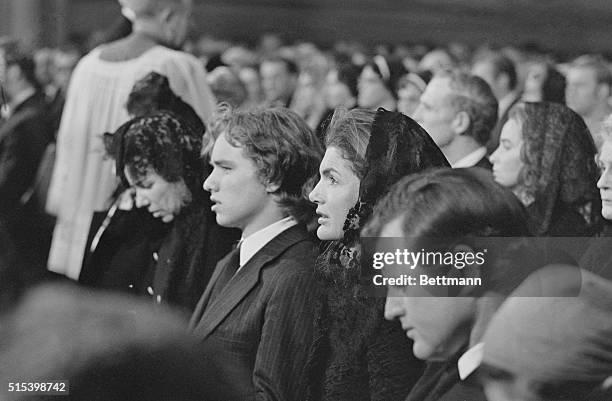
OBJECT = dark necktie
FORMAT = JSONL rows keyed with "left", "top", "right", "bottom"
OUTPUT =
{"left": 209, "top": 245, "right": 241, "bottom": 301}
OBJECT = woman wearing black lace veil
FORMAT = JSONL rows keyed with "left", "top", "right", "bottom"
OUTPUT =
{"left": 86, "top": 110, "right": 238, "bottom": 312}
{"left": 80, "top": 73, "right": 239, "bottom": 312}
{"left": 490, "top": 102, "right": 602, "bottom": 236}
{"left": 306, "top": 108, "right": 450, "bottom": 400}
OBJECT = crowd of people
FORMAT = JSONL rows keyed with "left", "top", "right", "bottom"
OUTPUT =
{"left": 1, "top": 0, "right": 612, "bottom": 400}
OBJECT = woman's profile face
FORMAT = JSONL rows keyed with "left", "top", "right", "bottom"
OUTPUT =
{"left": 125, "top": 167, "right": 192, "bottom": 223}
{"left": 309, "top": 146, "right": 360, "bottom": 240}
{"left": 489, "top": 118, "right": 525, "bottom": 190}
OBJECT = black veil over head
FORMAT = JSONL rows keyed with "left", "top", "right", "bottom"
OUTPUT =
{"left": 318, "top": 108, "right": 450, "bottom": 286}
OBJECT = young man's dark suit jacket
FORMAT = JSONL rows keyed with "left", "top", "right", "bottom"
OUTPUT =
{"left": 189, "top": 224, "right": 319, "bottom": 401}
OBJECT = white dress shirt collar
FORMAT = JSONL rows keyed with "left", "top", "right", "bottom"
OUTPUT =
{"left": 458, "top": 342, "right": 484, "bottom": 380}
{"left": 239, "top": 216, "right": 297, "bottom": 269}
{"left": 452, "top": 146, "right": 487, "bottom": 168}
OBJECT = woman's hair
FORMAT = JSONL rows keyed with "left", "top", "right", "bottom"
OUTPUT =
{"left": 104, "top": 111, "right": 204, "bottom": 198}
{"left": 541, "top": 63, "right": 566, "bottom": 104}
{"left": 324, "top": 108, "right": 376, "bottom": 180}
{"left": 206, "top": 105, "right": 323, "bottom": 225}
{"left": 507, "top": 102, "right": 601, "bottom": 235}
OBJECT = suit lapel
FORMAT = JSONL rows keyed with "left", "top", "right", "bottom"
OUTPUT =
{"left": 188, "top": 250, "right": 233, "bottom": 328}
{"left": 191, "top": 225, "right": 308, "bottom": 339}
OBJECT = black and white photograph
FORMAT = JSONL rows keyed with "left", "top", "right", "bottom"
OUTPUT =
{"left": 0, "top": 1, "right": 612, "bottom": 400}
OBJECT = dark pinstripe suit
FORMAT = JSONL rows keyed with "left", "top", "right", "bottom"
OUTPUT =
{"left": 189, "top": 224, "right": 318, "bottom": 400}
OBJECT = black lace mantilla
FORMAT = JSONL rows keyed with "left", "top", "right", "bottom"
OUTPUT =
{"left": 317, "top": 108, "right": 450, "bottom": 288}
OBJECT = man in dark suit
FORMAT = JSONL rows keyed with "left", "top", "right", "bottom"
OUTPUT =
{"left": 189, "top": 107, "right": 323, "bottom": 400}
{"left": 0, "top": 49, "right": 53, "bottom": 268}
{"left": 414, "top": 70, "right": 498, "bottom": 170}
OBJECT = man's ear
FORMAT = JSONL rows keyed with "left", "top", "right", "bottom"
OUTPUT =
{"left": 452, "top": 110, "right": 471, "bottom": 136}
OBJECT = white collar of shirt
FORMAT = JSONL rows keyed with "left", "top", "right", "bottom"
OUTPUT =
{"left": 452, "top": 146, "right": 487, "bottom": 168}
{"left": 458, "top": 342, "right": 484, "bottom": 380}
{"left": 9, "top": 87, "right": 36, "bottom": 113}
{"left": 238, "top": 216, "right": 297, "bottom": 270}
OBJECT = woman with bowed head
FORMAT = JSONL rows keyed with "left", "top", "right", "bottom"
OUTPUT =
{"left": 102, "top": 111, "right": 238, "bottom": 312}
{"left": 46, "top": 0, "right": 216, "bottom": 280}
{"left": 306, "top": 107, "right": 450, "bottom": 400}
{"left": 489, "top": 102, "right": 602, "bottom": 237}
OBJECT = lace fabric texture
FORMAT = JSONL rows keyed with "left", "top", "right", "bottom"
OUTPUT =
{"left": 518, "top": 102, "right": 601, "bottom": 235}
{"left": 308, "top": 108, "right": 447, "bottom": 400}
{"left": 317, "top": 108, "right": 450, "bottom": 284}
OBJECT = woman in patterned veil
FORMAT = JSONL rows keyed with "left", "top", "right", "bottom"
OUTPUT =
{"left": 490, "top": 101, "right": 602, "bottom": 236}
{"left": 96, "top": 111, "right": 238, "bottom": 312}
{"left": 306, "top": 107, "right": 450, "bottom": 400}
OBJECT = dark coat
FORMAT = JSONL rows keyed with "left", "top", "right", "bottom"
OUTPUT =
{"left": 305, "top": 288, "right": 423, "bottom": 401}
{"left": 0, "top": 92, "right": 53, "bottom": 267}
{"left": 80, "top": 198, "right": 239, "bottom": 312}
{"left": 189, "top": 225, "right": 319, "bottom": 401}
